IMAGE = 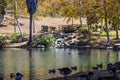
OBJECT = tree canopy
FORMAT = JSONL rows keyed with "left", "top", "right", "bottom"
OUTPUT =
{"left": 1, "top": 0, "right": 119, "bottom": 21}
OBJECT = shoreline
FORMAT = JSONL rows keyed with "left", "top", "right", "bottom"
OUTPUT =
{"left": 5, "top": 42, "right": 116, "bottom": 50}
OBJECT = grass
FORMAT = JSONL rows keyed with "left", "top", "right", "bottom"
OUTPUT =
{"left": 93, "top": 30, "right": 120, "bottom": 37}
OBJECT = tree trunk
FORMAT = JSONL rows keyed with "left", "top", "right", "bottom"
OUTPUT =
{"left": 28, "top": 13, "right": 33, "bottom": 45}
{"left": 14, "top": 0, "right": 17, "bottom": 33}
{"left": 100, "top": 19, "right": 104, "bottom": 33}
{"left": 0, "top": 13, "right": 3, "bottom": 24}
{"left": 78, "top": 0, "right": 82, "bottom": 28}
{"left": 14, "top": 0, "right": 23, "bottom": 38}
{"left": 115, "top": 27, "right": 119, "bottom": 39}
{"left": 71, "top": 16, "right": 73, "bottom": 27}
{"left": 87, "top": 22, "right": 91, "bottom": 41}
{"left": 15, "top": 18, "right": 23, "bottom": 38}
{"left": 104, "top": 0, "right": 110, "bottom": 45}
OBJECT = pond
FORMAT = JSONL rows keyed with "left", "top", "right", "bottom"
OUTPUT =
{"left": 0, "top": 48, "right": 119, "bottom": 80}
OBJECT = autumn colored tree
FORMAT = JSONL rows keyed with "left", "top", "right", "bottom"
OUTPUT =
{"left": 0, "top": 0, "right": 7, "bottom": 24}
{"left": 107, "top": 0, "right": 120, "bottom": 39}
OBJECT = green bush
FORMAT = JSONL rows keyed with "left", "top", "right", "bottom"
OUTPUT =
{"left": 96, "top": 31, "right": 115, "bottom": 37}
{"left": 33, "top": 34, "right": 56, "bottom": 48}
{"left": 0, "top": 35, "right": 7, "bottom": 48}
{"left": 78, "top": 27, "right": 89, "bottom": 37}
{"left": 8, "top": 33, "right": 23, "bottom": 43}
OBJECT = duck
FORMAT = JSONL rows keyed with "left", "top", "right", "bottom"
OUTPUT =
{"left": 71, "top": 66, "right": 77, "bottom": 71}
{"left": 92, "top": 66, "right": 98, "bottom": 70}
{"left": 48, "top": 69, "right": 56, "bottom": 74}
{"left": 58, "top": 67, "right": 72, "bottom": 75}
{"left": 97, "top": 63, "right": 103, "bottom": 69}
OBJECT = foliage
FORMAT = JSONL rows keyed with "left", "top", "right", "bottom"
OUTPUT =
{"left": 0, "top": 33, "right": 26, "bottom": 43}
{"left": 0, "top": 35, "right": 7, "bottom": 48}
{"left": 49, "top": 26, "right": 56, "bottom": 32}
{"left": 11, "top": 34, "right": 22, "bottom": 43}
{"left": 78, "top": 26, "right": 89, "bottom": 37}
{"left": 93, "top": 30, "right": 120, "bottom": 37}
{"left": 87, "top": 14, "right": 100, "bottom": 26}
{"left": 1, "top": 0, "right": 120, "bottom": 25}
{"left": 7, "top": 33, "right": 27, "bottom": 43}
{"left": 0, "top": 33, "right": 28, "bottom": 48}
{"left": 33, "top": 34, "right": 56, "bottom": 48}
{"left": 0, "top": 0, "right": 7, "bottom": 24}
{"left": 0, "top": 0, "right": 7, "bottom": 14}
{"left": 9, "top": 33, "right": 20, "bottom": 37}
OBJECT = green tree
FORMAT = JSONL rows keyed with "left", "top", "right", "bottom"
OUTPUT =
{"left": 107, "top": 0, "right": 120, "bottom": 39}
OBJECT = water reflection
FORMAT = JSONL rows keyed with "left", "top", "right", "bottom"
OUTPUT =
{"left": 0, "top": 48, "right": 119, "bottom": 79}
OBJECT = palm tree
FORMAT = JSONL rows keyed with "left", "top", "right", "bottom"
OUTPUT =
{"left": 27, "top": 0, "right": 38, "bottom": 45}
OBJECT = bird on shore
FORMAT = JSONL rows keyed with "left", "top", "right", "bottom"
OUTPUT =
{"left": 92, "top": 66, "right": 98, "bottom": 70}
{"left": 58, "top": 67, "right": 72, "bottom": 75}
{"left": 48, "top": 69, "right": 56, "bottom": 74}
{"left": 97, "top": 63, "right": 103, "bottom": 69}
{"left": 92, "top": 63, "right": 103, "bottom": 70}
{"left": 71, "top": 66, "right": 77, "bottom": 71}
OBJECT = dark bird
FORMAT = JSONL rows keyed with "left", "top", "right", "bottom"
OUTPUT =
{"left": 88, "top": 71, "right": 94, "bottom": 76}
{"left": 58, "top": 67, "right": 72, "bottom": 80}
{"left": 58, "top": 67, "right": 72, "bottom": 75}
{"left": 97, "top": 63, "right": 103, "bottom": 69}
{"left": 107, "top": 63, "right": 113, "bottom": 71}
{"left": 71, "top": 66, "right": 77, "bottom": 71}
{"left": 48, "top": 69, "right": 56, "bottom": 74}
{"left": 10, "top": 73, "right": 15, "bottom": 78}
{"left": 92, "top": 66, "right": 98, "bottom": 70}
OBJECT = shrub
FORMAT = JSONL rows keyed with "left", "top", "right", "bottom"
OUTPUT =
{"left": 0, "top": 35, "right": 7, "bottom": 48}
{"left": 78, "top": 27, "right": 90, "bottom": 37}
{"left": 33, "top": 34, "right": 56, "bottom": 48}
{"left": 9, "top": 33, "right": 23, "bottom": 43}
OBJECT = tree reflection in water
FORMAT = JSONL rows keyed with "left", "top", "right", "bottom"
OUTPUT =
{"left": 0, "top": 48, "right": 119, "bottom": 79}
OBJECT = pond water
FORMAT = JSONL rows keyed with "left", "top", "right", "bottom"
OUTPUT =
{"left": 0, "top": 48, "right": 120, "bottom": 80}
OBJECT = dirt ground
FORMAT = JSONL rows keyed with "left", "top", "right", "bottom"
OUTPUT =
{"left": 0, "top": 15, "right": 81, "bottom": 34}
